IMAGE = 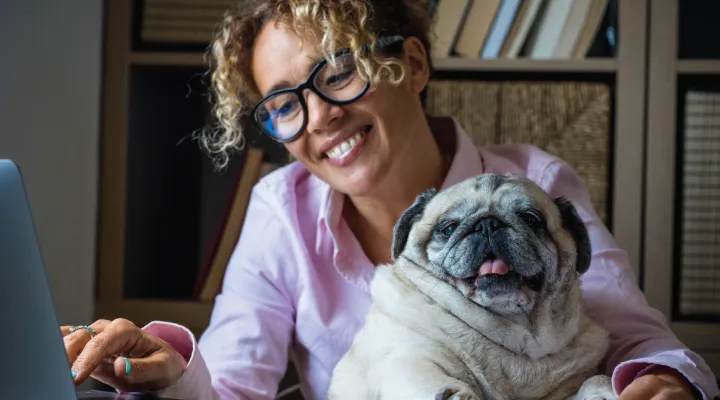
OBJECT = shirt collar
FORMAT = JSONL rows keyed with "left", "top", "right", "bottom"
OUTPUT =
{"left": 314, "top": 116, "right": 484, "bottom": 253}
{"left": 439, "top": 116, "right": 485, "bottom": 190}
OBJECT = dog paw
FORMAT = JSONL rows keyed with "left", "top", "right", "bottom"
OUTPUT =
{"left": 435, "top": 387, "right": 480, "bottom": 400}
{"left": 580, "top": 395, "right": 616, "bottom": 400}
{"left": 576, "top": 375, "right": 617, "bottom": 400}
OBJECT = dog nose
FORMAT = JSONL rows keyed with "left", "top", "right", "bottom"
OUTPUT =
{"left": 476, "top": 217, "right": 502, "bottom": 235}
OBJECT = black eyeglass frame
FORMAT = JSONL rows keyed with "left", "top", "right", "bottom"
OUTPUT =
{"left": 251, "top": 34, "right": 406, "bottom": 143}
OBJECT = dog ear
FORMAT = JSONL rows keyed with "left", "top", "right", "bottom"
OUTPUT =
{"left": 553, "top": 196, "right": 591, "bottom": 274}
{"left": 391, "top": 188, "right": 437, "bottom": 261}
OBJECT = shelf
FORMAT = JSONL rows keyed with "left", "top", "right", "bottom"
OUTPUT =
{"left": 128, "top": 51, "right": 616, "bottom": 73}
{"left": 96, "top": 299, "right": 214, "bottom": 334}
{"left": 129, "top": 51, "right": 207, "bottom": 66}
{"left": 432, "top": 57, "right": 616, "bottom": 73}
{"left": 677, "top": 60, "right": 720, "bottom": 74}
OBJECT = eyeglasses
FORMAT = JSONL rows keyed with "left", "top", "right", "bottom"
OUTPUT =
{"left": 252, "top": 35, "right": 405, "bottom": 143}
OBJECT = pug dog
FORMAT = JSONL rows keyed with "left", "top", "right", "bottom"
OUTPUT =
{"left": 327, "top": 173, "right": 616, "bottom": 400}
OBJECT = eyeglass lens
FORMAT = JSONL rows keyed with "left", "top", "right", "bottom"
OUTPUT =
{"left": 255, "top": 52, "right": 367, "bottom": 141}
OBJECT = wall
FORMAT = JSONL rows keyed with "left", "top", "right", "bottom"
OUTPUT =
{"left": 0, "top": 1, "right": 102, "bottom": 325}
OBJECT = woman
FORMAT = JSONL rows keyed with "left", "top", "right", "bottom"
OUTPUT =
{"left": 62, "top": 1, "right": 717, "bottom": 399}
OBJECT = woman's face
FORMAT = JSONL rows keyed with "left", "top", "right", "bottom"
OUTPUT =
{"left": 251, "top": 20, "right": 431, "bottom": 197}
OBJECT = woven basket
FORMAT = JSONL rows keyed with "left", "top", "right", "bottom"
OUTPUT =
{"left": 425, "top": 80, "right": 612, "bottom": 224}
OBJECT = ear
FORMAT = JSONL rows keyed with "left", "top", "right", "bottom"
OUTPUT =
{"left": 401, "top": 36, "right": 430, "bottom": 95}
{"left": 391, "top": 188, "right": 437, "bottom": 261}
{"left": 553, "top": 197, "right": 591, "bottom": 274}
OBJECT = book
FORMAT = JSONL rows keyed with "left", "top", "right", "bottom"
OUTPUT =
{"left": 523, "top": 0, "right": 574, "bottom": 58}
{"left": 571, "top": 0, "right": 610, "bottom": 58}
{"left": 499, "top": 0, "right": 545, "bottom": 58}
{"left": 453, "top": 0, "right": 503, "bottom": 58}
{"left": 553, "top": 0, "right": 593, "bottom": 58}
{"left": 481, "top": 0, "right": 522, "bottom": 59}
{"left": 140, "top": 0, "right": 236, "bottom": 44}
{"left": 431, "top": 0, "right": 473, "bottom": 58}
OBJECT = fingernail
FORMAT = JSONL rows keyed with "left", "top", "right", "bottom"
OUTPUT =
{"left": 71, "top": 370, "right": 77, "bottom": 378}
{"left": 123, "top": 357, "right": 131, "bottom": 376}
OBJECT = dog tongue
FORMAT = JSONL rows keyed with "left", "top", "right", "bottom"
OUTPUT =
{"left": 479, "top": 259, "right": 510, "bottom": 276}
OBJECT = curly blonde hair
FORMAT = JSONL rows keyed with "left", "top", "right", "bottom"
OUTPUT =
{"left": 197, "top": 0, "right": 436, "bottom": 169}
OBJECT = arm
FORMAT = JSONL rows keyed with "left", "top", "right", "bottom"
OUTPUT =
{"left": 143, "top": 181, "right": 298, "bottom": 400}
{"left": 539, "top": 160, "right": 719, "bottom": 399}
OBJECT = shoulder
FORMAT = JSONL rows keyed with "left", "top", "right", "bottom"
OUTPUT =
{"left": 477, "top": 143, "right": 567, "bottom": 190}
{"left": 251, "top": 160, "right": 328, "bottom": 220}
{"left": 477, "top": 143, "right": 597, "bottom": 222}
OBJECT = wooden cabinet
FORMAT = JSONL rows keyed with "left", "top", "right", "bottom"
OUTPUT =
{"left": 643, "top": 0, "right": 720, "bottom": 376}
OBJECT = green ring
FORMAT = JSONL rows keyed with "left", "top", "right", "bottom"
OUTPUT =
{"left": 123, "top": 357, "right": 131, "bottom": 376}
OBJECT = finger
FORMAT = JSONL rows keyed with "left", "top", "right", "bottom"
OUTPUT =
{"left": 90, "top": 352, "right": 179, "bottom": 393}
{"left": 61, "top": 319, "right": 111, "bottom": 337}
{"left": 112, "top": 351, "right": 182, "bottom": 390}
{"left": 71, "top": 319, "right": 147, "bottom": 384}
{"left": 86, "top": 357, "right": 121, "bottom": 386}
{"left": 63, "top": 320, "right": 111, "bottom": 365}
{"left": 85, "top": 356, "right": 149, "bottom": 393}
{"left": 617, "top": 379, "right": 654, "bottom": 400}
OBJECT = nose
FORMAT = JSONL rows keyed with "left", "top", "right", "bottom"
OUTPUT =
{"left": 305, "top": 90, "right": 343, "bottom": 135}
{"left": 475, "top": 216, "right": 503, "bottom": 236}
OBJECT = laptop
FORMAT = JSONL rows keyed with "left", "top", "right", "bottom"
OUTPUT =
{"left": 0, "top": 159, "right": 174, "bottom": 399}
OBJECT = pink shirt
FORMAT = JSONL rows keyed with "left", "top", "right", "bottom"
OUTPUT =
{"left": 144, "top": 118, "right": 719, "bottom": 400}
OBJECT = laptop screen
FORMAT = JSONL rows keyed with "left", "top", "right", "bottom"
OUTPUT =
{"left": 0, "top": 159, "right": 78, "bottom": 399}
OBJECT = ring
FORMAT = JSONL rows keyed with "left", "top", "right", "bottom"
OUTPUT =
{"left": 69, "top": 325, "right": 97, "bottom": 339}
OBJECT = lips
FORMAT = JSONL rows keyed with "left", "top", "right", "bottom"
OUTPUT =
{"left": 319, "top": 124, "right": 372, "bottom": 159}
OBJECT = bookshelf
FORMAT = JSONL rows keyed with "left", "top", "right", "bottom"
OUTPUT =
{"left": 96, "top": 0, "right": 720, "bottom": 394}
{"left": 642, "top": 0, "right": 720, "bottom": 376}
{"left": 676, "top": 60, "right": 720, "bottom": 75}
{"left": 127, "top": 50, "right": 618, "bottom": 72}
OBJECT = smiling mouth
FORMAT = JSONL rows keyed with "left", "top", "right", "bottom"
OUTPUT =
{"left": 461, "top": 254, "right": 544, "bottom": 292}
{"left": 322, "top": 124, "right": 372, "bottom": 160}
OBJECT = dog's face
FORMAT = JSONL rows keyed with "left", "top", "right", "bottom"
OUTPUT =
{"left": 391, "top": 173, "right": 591, "bottom": 316}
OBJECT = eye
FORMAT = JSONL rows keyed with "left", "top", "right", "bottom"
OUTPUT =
{"left": 521, "top": 210, "right": 545, "bottom": 229}
{"left": 324, "top": 70, "right": 354, "bottom": 86}
{"left": 436, "top": 222, "right": 458, "bottom": 237}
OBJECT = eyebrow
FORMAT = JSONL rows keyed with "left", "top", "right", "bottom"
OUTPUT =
{"left": 262, "top": 55, "right": 323, "bottom": 97}
{"left": 264, "top": 80, "right": 293, "bottom": 97}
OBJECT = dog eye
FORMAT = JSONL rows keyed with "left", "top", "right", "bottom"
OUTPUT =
{"left": 439, "top": 223, "right": 457, "bottom": 236}
{"left": 521, "top": 211, "right": 545, "bottom": 228}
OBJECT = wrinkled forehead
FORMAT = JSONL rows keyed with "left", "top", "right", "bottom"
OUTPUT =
{"left": 425, "top": 175, "right": 555, "bottom": 219}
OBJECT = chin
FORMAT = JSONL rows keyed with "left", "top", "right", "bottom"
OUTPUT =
{"left": 329, "top": 172, "right": 386, "bottom": 198}
{"left": 321, "top": 148, "right": 391, "bottom": 197}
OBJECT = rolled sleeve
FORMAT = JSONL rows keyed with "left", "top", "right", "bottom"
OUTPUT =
{"left": 142, "top": 321, "right": 219, "bottom": 400}
{"left": 539, "top": 160, "right": 719, "bottom": 399}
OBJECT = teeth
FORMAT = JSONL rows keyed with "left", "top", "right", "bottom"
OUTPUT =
{"left": 326, "top": 131, "right": 364, "bottom": 160}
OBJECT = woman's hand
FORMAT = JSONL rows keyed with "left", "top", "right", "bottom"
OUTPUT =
{"left": 62, "top": 318, "right": 187, "bottom": 393}
{"left": 618, "top": 366, "right": 696, "bottom": 400}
